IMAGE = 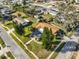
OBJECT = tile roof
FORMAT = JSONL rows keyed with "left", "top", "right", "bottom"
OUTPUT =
{"left": 35, "top": 22, "right": 60, "bottom": 34}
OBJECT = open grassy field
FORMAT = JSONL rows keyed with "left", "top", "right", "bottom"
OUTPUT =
{"left": 27, "top": 41, "right": 52, "bottom": 59}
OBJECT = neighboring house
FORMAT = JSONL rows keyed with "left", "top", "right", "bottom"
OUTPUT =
{"left": 35, "top": 0, "right": 64, "bottom": 3}
{"left": 75, "top": 0, "right": 79, "bottom": 3}
{"left": 0, "top": 7, "right": 11, "bottom": 14}
{"left": 35, "top": 6, "right": 46, "bottom": 14}
{"left": 0, "top": 7, "right": 13, "bottom": 20}
{"left": 13, "top": 17, "right": 30, "bottom": 26}
{"left": 74, "top": 5, "right": 79, "bottom": 12}
{"left": 35, "top": 0, "right": 52, "bottom": 3}
{"left": 48, "top": 6, "right": 59, "bottom": 15}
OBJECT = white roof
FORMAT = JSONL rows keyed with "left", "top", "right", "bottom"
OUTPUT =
{"left": 24, "top": 19, "right": 30, "bottom": 22}
{"left": 38, "top": 28, "right": 44, "bottom": 33}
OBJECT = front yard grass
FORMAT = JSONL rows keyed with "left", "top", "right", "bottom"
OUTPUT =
{"left": 6, "top": 51, "right": 15, "bottom": 59}
{"left": 10, "top": 33, "right": 35, "bottom": 59}
{"left": 0, "top": 37, "right": 6, "bottom": 48}
{"left": 27, "top": 41, "right": 52, "bottom": 59}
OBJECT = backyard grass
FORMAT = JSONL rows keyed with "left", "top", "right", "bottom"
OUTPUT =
{"left": 42, "top": 13, "right": 53, "bottom": 20}
{"left": 50, "top": 42, "right": 66, "bottom": 59}
{"left": 27, "top": 17, "right": 37, "bottom": 22}
{"left": 24, "top": 27, "right": 32, "bottom": 36}
{"left": 10, "top": 33, "right": 35, "bottom": 59}
{"left": 6, "top": 51, "right": 15, "bottom": 59}
{"left": 0, "top": 37, "right": 6, "bottom": 48}
{"left": 27, "top": 41, "right": 52, "bottom": 59}
{"left": 4, "top": 21, "right": 14, "bottom": 29}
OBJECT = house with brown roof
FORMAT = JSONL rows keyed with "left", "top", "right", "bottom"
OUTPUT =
{"left": 35, "top": 22, "right": 60, "bottom": 34}
{"left": 30, "top": 22, "right": 64, "bottom": 39}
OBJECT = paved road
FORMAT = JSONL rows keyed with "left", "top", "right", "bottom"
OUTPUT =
{"left": 55, "top": 35, "right": 78, "bottom": 59}
{"left": 0, "top": 26, "right": 30, "bottom": 59}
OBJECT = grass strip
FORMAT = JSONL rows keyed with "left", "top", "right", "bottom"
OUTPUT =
{"left": 6, "top": 51, "right": 15, "bottom": 59}
{"left": 0, "top": 37, "right": 6, "bottom": 48}
{"left": 10, "top": 33, "right": 35, "bottom": 59}
{"left": 50, "top": 42, "right": 66, "bottom": 59}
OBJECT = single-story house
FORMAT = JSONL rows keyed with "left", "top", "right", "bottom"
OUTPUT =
{"left": 13, "top": 17, "right": 30, "bottom": 26}
{"left": 31, "top": 22, "right": 64, "bottom": 39}
{"left": 35, "top": 22, "right": 60, "bottom": 34}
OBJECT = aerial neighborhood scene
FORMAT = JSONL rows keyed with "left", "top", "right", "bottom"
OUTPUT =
{"left": 0, "top": 0, "right": 79, "bottom": 59}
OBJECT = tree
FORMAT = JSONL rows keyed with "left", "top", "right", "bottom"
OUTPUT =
{"left": 0, "top": 55, "right": 7, "bottom": 59}
{"left": 41, "top": 28, "right": 54, "bottom": 50}
{"left": 26, "top": 8, "right": 36, "bottom": 17}
{"left": 14, "top": 24, "right": 25, "bottom": 35}
{"left": 22, "top": 0, "right": 26, "bottom": 5}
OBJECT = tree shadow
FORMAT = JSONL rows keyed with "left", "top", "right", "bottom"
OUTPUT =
{"left": 55, "top": 41, "right": 79, "bottom": 54}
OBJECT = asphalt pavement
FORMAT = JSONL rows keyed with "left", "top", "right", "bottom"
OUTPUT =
{"left": 0, "top": 26, "right": 30, "bottom": 59}
{"left": 55, "top": 35, "right": 78, "bottom": 59}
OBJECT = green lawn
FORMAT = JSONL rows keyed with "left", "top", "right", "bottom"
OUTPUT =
{"left": 50, "top": 42, "right": 66, "bottom": 59}
{"left": 4, "top": 21, "right": 14, "bottom": 29}
{"left": 0, "top": 37, "right": 6, "bottom": 48}
{"left": 10, "top": 33, "right": 35, "bottom": 59}
{"left": 42, "top": 13, "right": 53, "bottom": 21}
{"left": 13, "top": 31, "right": 30, "bottom": 44}
{"left": 6, "top": 51, "right": 14, "bottom": 59}
{"left": 27, "top": 41, "right": 52, "bottom": 59}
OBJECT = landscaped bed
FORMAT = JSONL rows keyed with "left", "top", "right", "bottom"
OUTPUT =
{"left": 27, "top": 41, "right": 52, "bottom": 59}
